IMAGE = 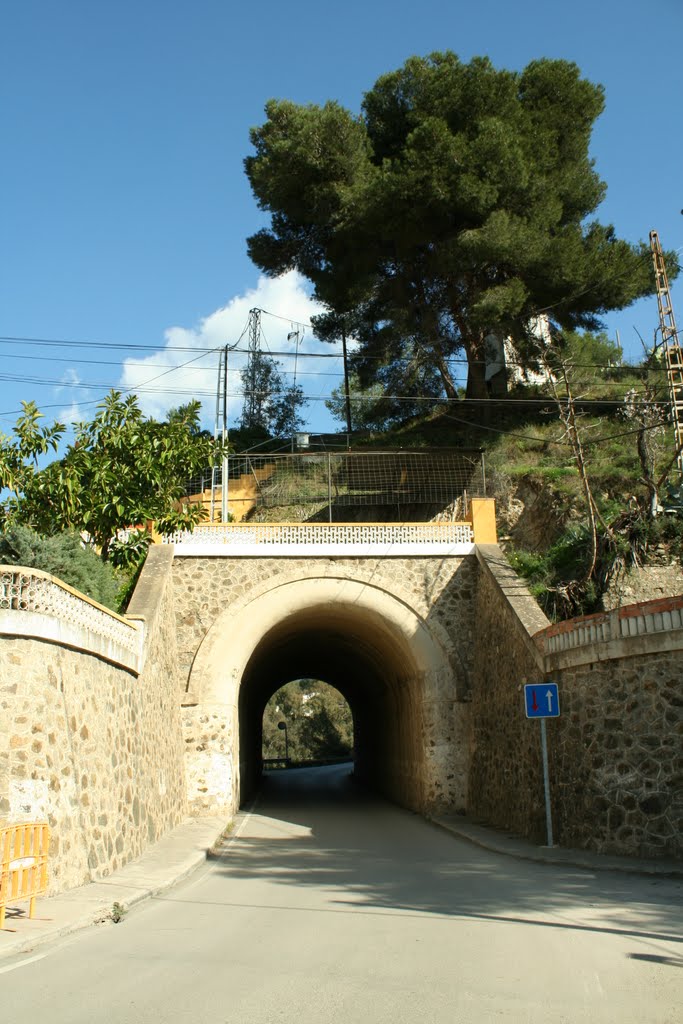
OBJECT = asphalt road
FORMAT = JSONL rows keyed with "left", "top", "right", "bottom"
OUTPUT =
{"left": 2, "top": 764, "right": 681, "bottom": 1023}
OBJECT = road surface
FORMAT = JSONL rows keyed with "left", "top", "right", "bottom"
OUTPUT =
{"left": 1, "top": 764, "right": 681, "bottom": 1022}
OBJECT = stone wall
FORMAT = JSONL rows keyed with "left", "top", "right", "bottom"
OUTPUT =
{"left": 172, "top": 554, "right": 479, "bottom": 816}
{"left": 470, "top": 548, "right": 683, "bottom": 859}
{"left": 0, "top": 549, "right": 187, "bottom": 894}
{"left": 4, "top": 537, "right": 678, "bottom": 883}
{"left": 539, "top": 597, "right": 683, "bottom": 859}
{"left": 468, "top": 545, "right": 550, "bottom": 839}
{"left": 171, "top": 555, "right": 478, "bottom": 689}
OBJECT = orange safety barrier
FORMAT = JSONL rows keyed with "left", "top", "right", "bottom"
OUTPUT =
{"left": 0, "top": 822, "right": 50, "bottom": 929}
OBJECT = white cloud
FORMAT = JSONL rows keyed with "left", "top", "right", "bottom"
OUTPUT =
{"left": 57, "top": 368, "right": 81, "bottom": 391}
{"left": 56, "top": 371, "right": 92, "bottom": 429}
{"left": 119, "top": 271, "right": 340, "bottom": 430}
{"left": 58, "top": 400, "right": 87, "bottom": 426}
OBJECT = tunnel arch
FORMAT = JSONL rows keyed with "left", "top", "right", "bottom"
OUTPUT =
{"left": 185, "top": 574, "right": 467, "bottom": 816}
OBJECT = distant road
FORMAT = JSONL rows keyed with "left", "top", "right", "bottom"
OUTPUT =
{"left": 2, "top": 764, "right": 681, "bottom": 1023}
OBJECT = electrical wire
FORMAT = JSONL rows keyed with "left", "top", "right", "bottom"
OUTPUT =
{"left": 0, "top": 334, "right": 673, "bottom": 378}
{"left": 0, "top": 369, "right": 673, "bottom": 410}
{"left": 0, "top": 271, "right": 678, "bottom": 430}
{"left": 440, "top": 409, "right": 671, "bottom": 448}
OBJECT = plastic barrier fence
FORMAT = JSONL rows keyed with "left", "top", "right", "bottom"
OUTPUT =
{"left": 0, "top": 822, "right": 50, "bottom": 929}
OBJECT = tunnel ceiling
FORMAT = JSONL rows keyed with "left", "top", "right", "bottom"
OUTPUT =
{"left": 240, "top": 603, "right": 419, "bottom": 711}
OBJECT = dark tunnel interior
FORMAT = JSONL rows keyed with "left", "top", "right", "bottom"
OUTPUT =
{"left": 238, "top": 603, "right": 426, "bottom": 809}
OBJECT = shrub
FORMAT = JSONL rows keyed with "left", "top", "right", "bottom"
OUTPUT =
{"left": 0, "top": 525, "right": 120, "bottom": 609}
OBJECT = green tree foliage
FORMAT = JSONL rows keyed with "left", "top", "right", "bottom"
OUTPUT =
{"left": 325, "top": 361, "right": 443, "bottom": 431}
{"left": 246, "top": 53, "right": 676, "bottom": 401}
{"left": 0, "top": 525, "right": 120, "bottom": 609}
{"left": 262, "top": 680, "right": 353, "bottom": 762}
{"left": 7, "top": 392, "right": 226, "bottom": 558}
{"left": 241, "top": 351, "right": 307, "bottom": 438}
{"left": 0, "top": 402, "right": 64, "bottom": 530}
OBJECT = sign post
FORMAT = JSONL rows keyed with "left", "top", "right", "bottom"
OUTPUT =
{"left": 524, "top": 683, "right": 560, "bottom": 848}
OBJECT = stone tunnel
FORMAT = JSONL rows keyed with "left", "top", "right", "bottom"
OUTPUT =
{"left": 3, "top": 503, "right": 681, "bottom": 897}
{"left": 174, "top": 549, "right": 479, "bottom": 818}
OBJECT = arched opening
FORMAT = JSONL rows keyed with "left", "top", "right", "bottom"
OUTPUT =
{"left": 185, "top": 574, "right": 467, "bottom": 818}
{"left": 238, "top": 602, "right": 427, "bottom": 809}
{"left": 262, "top": 680, "right": 354, "bottom": 766}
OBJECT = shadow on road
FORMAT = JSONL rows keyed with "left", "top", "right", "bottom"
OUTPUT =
{"left": 201, "top": 765, "right": 683, "bottom": 948}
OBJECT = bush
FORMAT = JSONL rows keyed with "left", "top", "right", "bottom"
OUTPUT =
{"left": 0, "top": 525, "right": 120, "bottom": 610}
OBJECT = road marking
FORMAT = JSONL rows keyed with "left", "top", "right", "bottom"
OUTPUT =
{"left": 0, "top": 953, "right": 47, "bottom": 975}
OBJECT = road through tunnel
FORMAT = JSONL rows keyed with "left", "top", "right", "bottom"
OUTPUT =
{"left": 239, "top": 604, "right": 424, "bottom": 808}
{"left": 184, "top": 574, "right": 468, "bottom": 818}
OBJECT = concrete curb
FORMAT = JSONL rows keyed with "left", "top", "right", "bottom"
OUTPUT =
{"left": 0, "top": 816, "right": 229, "bottom": 962}
{"left": 429, "top": 814, "right": 683, "bottom": 878}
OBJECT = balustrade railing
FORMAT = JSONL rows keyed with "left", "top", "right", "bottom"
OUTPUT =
{"left": 536, "top": 595, "right": 683, "bottom": 656}
{"left": 162, "top": 520, "right": 474, "bottom": 550}
{"left": 0, "top": 567, "right": 142, "bottom": 670}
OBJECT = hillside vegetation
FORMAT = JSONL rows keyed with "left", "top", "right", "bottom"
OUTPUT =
{"left": 354, "top": 335, "right": 683, "bottom": 619}
{"left": 234, "top": 334, "right": 683, "bottom": 622}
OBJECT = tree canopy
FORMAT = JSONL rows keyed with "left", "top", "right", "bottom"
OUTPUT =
{"left": 4, "top": 393, "right": 226, "bottom": 558}
{"left": 245, "top": 53, "right": 676, "bottom": 402}
{"left": 0, "top": 401, "right": 64, "bottom": 529}
{"left": 240, "top": 350, "right": 307, "bottom": 438}
{"left": 262, "top": 679, "right": 353, "bottom": 762}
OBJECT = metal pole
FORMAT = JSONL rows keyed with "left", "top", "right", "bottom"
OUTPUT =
{"left": 341, "top": 324, "right": 352, "bottom": 437}
{"left": 278, "top": 720, "right": 289, "bottom": 762}
{"left": 221, "top": 345, "right": 229, "bottom": 523}
{"left": 210, "top": 348, "right": 223, "bottom": 523}
{"left": 327, "top": 453, "right": 333, "bottom": 523}
{"left": 540, "top": 718, "right": 554, "bottom": 847}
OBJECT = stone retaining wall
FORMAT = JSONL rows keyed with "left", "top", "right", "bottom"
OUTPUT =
{"left": 0, "top": 549, "right": 187, "bottom": 894}
{"left": 2, "top": 539, "right": 679, "bottom": 880}
{"left": 470, "top": 548, "right": 683, "bottom": 859}
{"left": 468, "top": 546, "right": 550, "bottom": 838}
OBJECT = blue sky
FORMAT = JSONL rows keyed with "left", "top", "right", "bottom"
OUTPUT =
{"left": 1, "top": 0, "right": 682, "bottom": 437}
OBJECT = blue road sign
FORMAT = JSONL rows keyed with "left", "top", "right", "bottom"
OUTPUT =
{"left": 524, "top": 682, "right": 560, "bottom": 719}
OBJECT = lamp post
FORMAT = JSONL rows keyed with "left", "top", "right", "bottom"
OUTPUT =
{"left": 277, "top": 720, "right": 289, "bottom": 763}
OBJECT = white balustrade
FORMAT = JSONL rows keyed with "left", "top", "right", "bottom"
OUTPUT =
{"left": 163, "top": 521, "right": 474, "bottom": 556}
{"left": 539, "top": 598, "right": 683, "bottom": 655}
{"left": 0, "top": 567, "right": 142, "bottom": 670}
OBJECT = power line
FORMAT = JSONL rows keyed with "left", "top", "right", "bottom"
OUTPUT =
{"left": 0, "top": 333, "right": 673, "bottom": 374}
{"left": 0, "top": 365, "right": 674, "bottom": 405}
{"left": 441, "top": 409, "right": 671, "bottom": 448}
{"left": 0, "top": 350, "right": 666, "bottom": 391}
{"left": 0, "top": 339, "right": 229, "bottom": 420}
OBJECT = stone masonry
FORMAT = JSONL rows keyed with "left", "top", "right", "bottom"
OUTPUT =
{"left": 172, "top": 554, "right": 480, "bottom": 816}
{"left": 470, "top": 548, "right": 683, "bottom": 860}
{"left": 2, "top": 537, "right": 681, "bottom": 902}
{"left": 0, "top": 553, "right": 187, "bottom": 894}
{"left": 171, "top": 555, "right": 479, "bottom": 695}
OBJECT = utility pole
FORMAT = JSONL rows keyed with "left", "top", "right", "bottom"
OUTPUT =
{"left": 221, "top": 345, "right": 229, "bottom": 523}
{"left": 341, "top": 321, "right": 352, "bottom": 440}
{"left": 241, "top": 307, "right": 263, "bottom": 430}
{"left": 211, "top": 344, "right": 230, "bottom": 522}
{"left": 650, "top": 230, "right": 683, "bottom": 477}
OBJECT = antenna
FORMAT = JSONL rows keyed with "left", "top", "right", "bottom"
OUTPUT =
{"left": 650, "top": 230, "right": 683, "bottom": 477}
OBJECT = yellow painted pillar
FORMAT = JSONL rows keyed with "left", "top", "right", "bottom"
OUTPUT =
{"left": 469, "top": 498, "right": 497, "bottom": 544}
{"left": 148, "top": 520, "right": 162, "bottom": 545}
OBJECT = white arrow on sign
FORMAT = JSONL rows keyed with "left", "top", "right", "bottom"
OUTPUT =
{"left": 545, "top": 690, "right": 555, "bottom": 712}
